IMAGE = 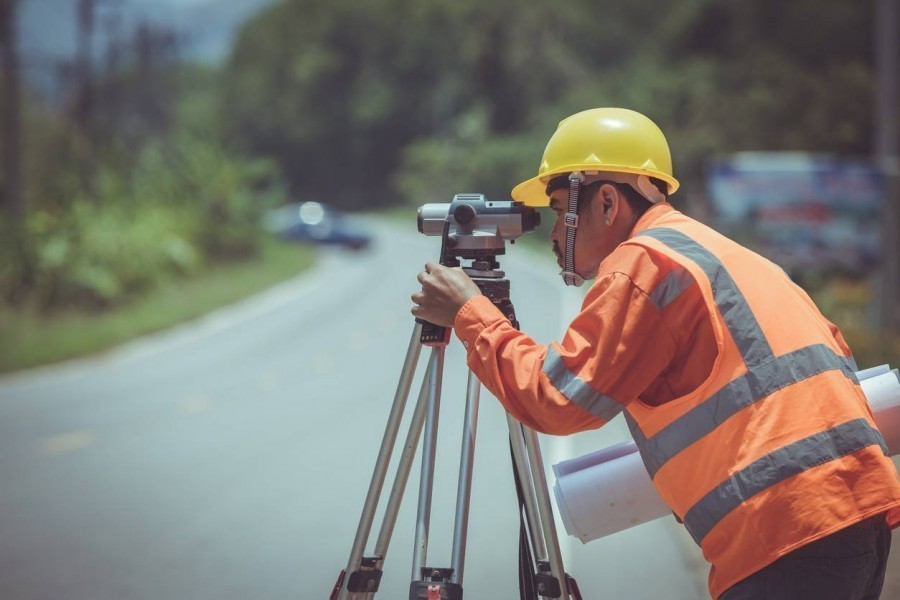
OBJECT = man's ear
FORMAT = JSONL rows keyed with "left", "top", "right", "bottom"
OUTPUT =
{"left": 598, "top": 183, "right": 619, "bottom": 224}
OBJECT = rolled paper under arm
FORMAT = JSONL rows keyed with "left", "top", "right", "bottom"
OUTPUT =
{"left": 553, "top": 367, "right": 900, "bottom": 543}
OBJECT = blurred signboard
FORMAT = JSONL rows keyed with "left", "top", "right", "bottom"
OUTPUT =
{"left": 707, "top": 153, "right": 885, "bottom": 275}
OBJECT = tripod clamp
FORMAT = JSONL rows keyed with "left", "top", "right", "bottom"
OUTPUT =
{"left": 463, "top": 258, "right": 519, "bottom": 331}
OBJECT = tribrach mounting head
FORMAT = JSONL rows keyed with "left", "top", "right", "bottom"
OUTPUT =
{"left": 417, "top": 194, "right": 540, "bottom": 260}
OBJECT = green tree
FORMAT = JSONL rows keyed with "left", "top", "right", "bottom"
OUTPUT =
{"left": 223, "top": 0, "right": 882, "bottom": 211}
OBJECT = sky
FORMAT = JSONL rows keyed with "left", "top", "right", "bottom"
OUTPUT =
{"left": 19, "top": 0, "right": 277, "bottom": 94}
{"left": 21, "top": 0, "right": 277, "bottom": 60}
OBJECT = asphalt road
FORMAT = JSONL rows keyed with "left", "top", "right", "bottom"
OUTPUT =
{"left": 5, "top": 217, "right": 893, "bottom": 600}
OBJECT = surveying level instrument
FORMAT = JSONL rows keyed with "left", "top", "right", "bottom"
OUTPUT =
{"left": 331, "top": 195, "right": 582, "bottom": 599}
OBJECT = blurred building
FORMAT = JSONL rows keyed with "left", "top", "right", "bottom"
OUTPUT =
{"left": 707, "top": 152, "right": 884, "bottom": 277}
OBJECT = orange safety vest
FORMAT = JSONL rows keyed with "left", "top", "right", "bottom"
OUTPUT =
{"left": 619, "top": 210, "right": 900, "bottom": 598}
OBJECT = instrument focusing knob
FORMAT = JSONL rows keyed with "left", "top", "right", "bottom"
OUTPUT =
{"left": 454, "top": 203, "right": 476, "bottom": 225}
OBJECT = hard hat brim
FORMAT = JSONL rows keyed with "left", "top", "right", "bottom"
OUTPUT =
{"left": 511, "top": 166, "right": 680, "bottom": 207}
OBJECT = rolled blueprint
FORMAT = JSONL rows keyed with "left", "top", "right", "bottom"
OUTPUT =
{"left": 553, "top": 444, "right": 666, "bottom": 543}
{"left": 864, "top": 368, "right": 900, "bottom": 452}
{"left": 553, "top": 367, "right": 900, "bottom": 543}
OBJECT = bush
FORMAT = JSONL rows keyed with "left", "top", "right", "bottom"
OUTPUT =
{"left": 131, "top": 136, "right": 284, "bottom": 260}
{"left": 1, "top": 201, "right": 196, "bottom": 308}
{"left": 393, "top": 107, "right": 545, "bottom": 205}
{"left": 0, "top": 135, "right": 284, "bottom": 310}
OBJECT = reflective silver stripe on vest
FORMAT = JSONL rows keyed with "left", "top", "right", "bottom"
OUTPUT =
{"left": 648, "top": 267, "right": 695, "bottom": 312}
{"left": 627, "top": 344, "right": 860, "bottom": 479}
{"left": 639, "top": 228, "right": 774, "bottom": 367}
{"left": 682, "top": 418, "right": 889, "bottom": 545}
{"left": 543, "top": 346, "right": 624, "bottom": 422}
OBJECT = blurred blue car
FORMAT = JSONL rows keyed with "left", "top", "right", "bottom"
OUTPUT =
{"left": 263, "top": 202, "right": 372, "bottom": 250}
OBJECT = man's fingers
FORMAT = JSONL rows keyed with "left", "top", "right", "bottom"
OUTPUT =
{"left": 411, "top": 292, "right": 425, "bottom": 305}
{"left": 425, "top": 261, "right": 445, "bottom": 275}
{"left": 417, "top": 271, "right": 429, "bottom": 286}
{"left": 410, "top": 303, "right": 433, "bottom": 320}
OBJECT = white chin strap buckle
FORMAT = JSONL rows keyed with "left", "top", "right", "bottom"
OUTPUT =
{"left": 561, "top": 270, "right": 585, "bottom": 287}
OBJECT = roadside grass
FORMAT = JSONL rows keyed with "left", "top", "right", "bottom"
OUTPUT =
{"left": 0, "top": 238, "right": 315, "bottom": 374}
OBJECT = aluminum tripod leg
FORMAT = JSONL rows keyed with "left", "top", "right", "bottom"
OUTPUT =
{"left": 371, "top": 364, "right": 432, "bottom": 556}
{"left": 507, "top": 414, "right": 547, "bottom": 560}
{"left": 523, "top": 426, "right": 569, "bottom": 599}
{"left": 338, "top": 325, "right": 423, "bottom": 600}
{"left": 411, "top": 346, "right": 446, "bottom": 578}
{"left": 362, "top": 356, "right": 436, "bottom": 600}
{"left": 507, "top": 416, "right": 570, "bottom": 599}
{"left": 407, "top": 363, "right": 480, "bottom": 600}
{"left": 449, "top": 370, "right": 482, "bottom": 586}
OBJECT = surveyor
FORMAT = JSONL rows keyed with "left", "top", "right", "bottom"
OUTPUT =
{"left": 410, "top": 107, "right": 900, "bottom": 599}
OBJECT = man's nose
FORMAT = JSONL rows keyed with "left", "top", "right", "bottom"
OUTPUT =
{"left": 549, "top": 219, "right": 561, "bottom": 244}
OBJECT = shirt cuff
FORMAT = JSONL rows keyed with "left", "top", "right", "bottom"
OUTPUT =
{"left": 454, "top": 295, "right": 507, "bottom": 350}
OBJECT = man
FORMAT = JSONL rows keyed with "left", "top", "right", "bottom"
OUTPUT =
{"left": 410, "top": 107, "right": 900, "bottom": 599}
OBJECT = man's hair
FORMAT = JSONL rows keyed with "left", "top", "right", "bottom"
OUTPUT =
{"left": 604, "top": 181, "right": 650, "bottom": 216}
{"left": 545, "top": 175, "right": 668, "bottom": 216}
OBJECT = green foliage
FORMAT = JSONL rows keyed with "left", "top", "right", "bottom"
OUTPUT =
{"left": 1, "top": 135, "right": 283, "bottom": 310}
{"left": 173, "top": 66, "right": 228, "bottom": 140}
{"left": 0, "top": 238, "right": 313, "bottom": 373}
{"left": 14, "top": 201, "right": 197, "bottom": 307}
{"left": 130, "top": 135, "right": 284, "bottom": 259}
{"left": 808, "top": 278, "right": 900, "bottom": 369}
{"left": 21, "top": 106, "right": 87, "bottom": 214}
{"left": 393, "top": 107, "right": 545, "bottom": 204}
{"left": 222, "top": 0, "right": 574, "bottom": 209}
{"left": 223, "top": 0, "right": 884, "bottom": 212}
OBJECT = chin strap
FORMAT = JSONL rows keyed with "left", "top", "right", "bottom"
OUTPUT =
{"left": 562, "top": 172, "right": 585, "bottom": 287}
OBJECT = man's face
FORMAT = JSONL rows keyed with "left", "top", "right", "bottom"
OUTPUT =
{"left": 547, "top": 184, "right": 620, "bottom": 282}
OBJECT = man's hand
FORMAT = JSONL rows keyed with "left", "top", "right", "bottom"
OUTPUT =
{"left": 411, "top": 262, "right": 481, "bottom": 327}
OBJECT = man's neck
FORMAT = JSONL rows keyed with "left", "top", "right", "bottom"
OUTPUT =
{"left": 627, "top": 202, "right": 675, "bottom": 239}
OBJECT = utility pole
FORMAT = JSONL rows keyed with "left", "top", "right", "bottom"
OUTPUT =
{"left": 135, "top": 21, "right": 157, "bottom": 134}
{"left": 0, "top": 0, "right": 23, "bottom": 222}
{"left": 875, "top": 0, "right": 899, "bottom": 331}
{"left": 102, "top": 9, "right": 123, "bottom": 138}
{"left": 76, "top": 0, "right": 96, "bottom": 199}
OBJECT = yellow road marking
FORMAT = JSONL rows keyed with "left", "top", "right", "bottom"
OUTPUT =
{"left": 40, "top": 430, "right": 93, "bottom": 455}
{"left": 348, "top": 330, "right": 372, "bottom": 352}
{"left": 314, "top": 354, "right": 337, "bottom": 375}
{"left": 258, "top": 373, "right": 279, "bottom": 392}
{"left": 179, "top": 394, "right": 210, "bottom": 415}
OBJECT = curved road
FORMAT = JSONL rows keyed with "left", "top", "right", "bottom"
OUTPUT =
{"left": 1, "top": 216, "right": 734, "bottom": 599}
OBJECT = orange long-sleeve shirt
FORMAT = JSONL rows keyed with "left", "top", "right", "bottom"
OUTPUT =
{"left": 453, "top": 203, "right": 718, "bottom": 435}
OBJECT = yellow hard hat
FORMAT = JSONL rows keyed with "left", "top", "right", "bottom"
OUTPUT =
{"left": 511, "top": 108, "right": 679, "bottom": 206}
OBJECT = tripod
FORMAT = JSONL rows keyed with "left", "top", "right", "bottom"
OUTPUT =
{"left": 331, "top": 256, "right": 581, "bottom": 600}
